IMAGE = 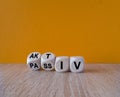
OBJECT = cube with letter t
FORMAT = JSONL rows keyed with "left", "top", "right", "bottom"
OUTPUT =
{"left": 41, "top": 52, "right": 56, "bottom": 71}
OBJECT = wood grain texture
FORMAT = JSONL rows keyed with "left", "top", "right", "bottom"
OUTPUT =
{"left": 0, "top": 64, "right": 120, "bottom": 97}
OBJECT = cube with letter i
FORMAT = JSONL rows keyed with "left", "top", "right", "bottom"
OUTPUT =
{"left": 55, "top": 56, "right": 70, "bottom": 72}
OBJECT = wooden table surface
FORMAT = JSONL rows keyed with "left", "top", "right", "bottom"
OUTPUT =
{"left": 0, "top": 64, "right": 120, "bottom": 97}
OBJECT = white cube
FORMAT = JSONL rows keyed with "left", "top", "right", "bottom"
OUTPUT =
{"left": 41, "top": 52, "right": 56, "bottom": 71}
{"left": 70, "top": 56, "right": 84, "bottom": 73}
{"left": 55, "top": 56, "right": 70, "bottom": 72}
{"left": 27, "top": 52, "right": 41, "bottom": 70}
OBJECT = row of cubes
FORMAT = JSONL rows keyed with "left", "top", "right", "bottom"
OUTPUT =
{"left": 27, "top": 52, "right": 84, "bottom": 73}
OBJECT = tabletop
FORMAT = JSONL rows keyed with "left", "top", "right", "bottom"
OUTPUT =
{"left": 0, "top": 64, "right": 120, "bottom": 97}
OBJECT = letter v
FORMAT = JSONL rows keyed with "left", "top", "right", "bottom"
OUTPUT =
{"left": 74, "top": 61, "right": 81, "bottom": 69}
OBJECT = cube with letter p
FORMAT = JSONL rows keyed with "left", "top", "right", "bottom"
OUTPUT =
{"left": 27, "top": 52, "right": 41, "bottom": 70}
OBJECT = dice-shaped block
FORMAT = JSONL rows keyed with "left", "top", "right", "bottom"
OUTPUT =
{"left": 41, "top": 52, "right": 56, "bottom": 71}
{"left": 70, "top": 56, "right": 84, "bottom": 73}
{"left": 27, "top": 52, "right": 41, "bottom": 70}
{"left": 55, "top": 56, "right": 70, "bottom": 72}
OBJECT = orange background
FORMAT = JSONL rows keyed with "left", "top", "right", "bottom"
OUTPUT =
{"left": 0, "top": 0, "right": 120, "bottom": 63}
